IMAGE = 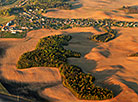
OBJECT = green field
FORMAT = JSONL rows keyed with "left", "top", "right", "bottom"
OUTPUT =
{"left": 0, "top": 0, "right": 18, "bottom": 6}
{"left": 0, "top": 16, "right": 15, "bottom": 24}
{"left": 0, "top": 0, "right": 21, "bottom": 10}
{"left": 0, "top": 31, "right": 26, "bottom": 38}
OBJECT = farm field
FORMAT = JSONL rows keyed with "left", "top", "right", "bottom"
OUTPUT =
{"left": 0, "top": 27, "right": 137, "bottom": 102}
{"left": 0, "top": 0, "right": 21, "bottom": 10}
{"left": 0, "top": 0, "right": 17, "bottom": 6}
{"left": 0, "top": 0, "right": 138, "bottom": 102}
{"left": 0, "top": 16, "right": 15, "bottom": 24}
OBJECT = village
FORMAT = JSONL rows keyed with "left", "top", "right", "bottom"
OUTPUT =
{"left": 0, "top": 0, "right": 138, "bottom": 102}
{"left": 1, "top": 7, "right": 138, "bottom": 36}
{"left": 16, "top": 0, "right": 28, "bottom": 7}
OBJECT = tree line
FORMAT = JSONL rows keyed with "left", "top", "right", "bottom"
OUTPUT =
{"left": 17, "top": 34, "right": 114, "bottom": 100}
{"left": 89, "top": 27, "right": 117, "bottom": 42}
{"left": 0, "top": 0, "right": 17, "bottom": 6}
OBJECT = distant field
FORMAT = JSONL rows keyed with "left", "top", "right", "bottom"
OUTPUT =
{"left": 0, "top": 0, "right": 21, "bottom": 10}
{"left": 0, "top": 16, "right": 15, "bottom": 24}
{"left": 0, "top": 31, "right": 26, "bottom": 38}
{"left": 0, "top": 0, "right": 18, "bottom": 6}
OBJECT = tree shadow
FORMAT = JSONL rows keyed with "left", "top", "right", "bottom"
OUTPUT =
{"left": 113, "top": 29, "right": 122, "bottom": 39}
{"left": 64, "top": 32, "right": 98, "bottom": 72}
{"left": 71, "top": 3, "right": 83, "bottom": 10}
{"left": 121, "top": 80, "right": 138, "bottom": 95}
{"left": 0, "top": 97, "right": 16, "bottom": 102}
{"left": 70, "top": 0, "right": 83, "bottom": 10}
{"left": 128, "top": 5, "right": 138, "bottom": 8}
{"left": 116, "top": 32, "right": 122, "bottom": 38}
{"left": 95, "top": 80, "right": 122, "bottom": 97}
{"left": 112, "top": 10, "right": 119, "bottom": 13}
{"left": 92, "top": 64, "right": 138, "bottom": 96}
{"left": 0, "top": 48, "right": 5, "bottom": 58}
{"left": 91, "top": 65, "right": 126, "bottom": 96}
{"left": 93, "top": 27, "right": 102, "bottom": 32}
{"left": 104, "top": 12, "right": 113, "bottom": 16}
{"left": 46, "top": 9, "right": 59, "bottom": 13}
{"left": 0, "top": 43, "right": 10, "bottom": 67}
{"left": 96, "top": 0, "right": 110, "bottom": 4}
{"left": 0, "top": 78, "right": 62, "bottom": 102}
{"left": 111, "top": 65, "right": 125, "bottom": 70}
{"left": 116, "top": 75, "right": 138, "bottom": 95}
{"left": 0, "top": 32, "right": 124, "bottom": 101}
{"left": 92, "top": 67, "right": 124, "bottom": 97}
{"left": 0, "top": 45, "right": 10, "bottom": 58}
{"left": 99, "top": 49, "right": 111, "bottom": 58}
{"left": 125, "top": 15, "right": 134, "bottom": 18}
{"left": 92, "top": 68, "right": 124, "bottom": 82}
{"left": 93, "top": 65, "right": 125, "bottom": 81}
{"left": 64, "top": 32, "right": 98, "bottom": 56}
{"left": 64, "top": 32, "right": 123, "bottom": 97}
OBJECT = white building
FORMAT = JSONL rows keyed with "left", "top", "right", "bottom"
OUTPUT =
{"left": 11, "top": 31, "right": 16, "bottom": 34}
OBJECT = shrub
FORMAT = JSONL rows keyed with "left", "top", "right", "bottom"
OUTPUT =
{"left": 129, "top": 52, "right": 138, "bottom": 57}
{"left": 17, "top": 35, "right": 80, "bottom": 68}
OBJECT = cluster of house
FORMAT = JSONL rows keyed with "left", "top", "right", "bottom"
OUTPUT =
{"left": 33, "top": 17, "right": 138, "bottom": 29}
{"left": 15, "top": 10, "right": 44, "bottom": 29}
{"left": 15, "top": 0, "right": 28, "bottom": 7}
{"left": 0, "top": 9, "right": 41, "bottom": 34}
{"left": 1, "top": 8, "right": 138, "bottom": 34}
{"left": 114, "top": 21, "right": 138, "bottom": 27}
{"left": 1, "top": 21, "right": 23, "bottom": 34}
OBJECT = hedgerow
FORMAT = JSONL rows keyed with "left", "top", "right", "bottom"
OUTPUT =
{"left": 89, "top": 28, "right": 117, "bottom": 42}
{"left": 129, "top": 52, "right": 138, "bottom": 57}
{"left": 17, "top": 34, "right": 114, "bottom": 100}
{"left": 60, "top": 64, "right": 113, "bottom": 100}
{"left": 17, "top": 35, "right": 80, "bottom": 68}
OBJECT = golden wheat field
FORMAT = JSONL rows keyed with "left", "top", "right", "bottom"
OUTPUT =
{"left": 0, "top": 0, "right": 138, "bottom": 102}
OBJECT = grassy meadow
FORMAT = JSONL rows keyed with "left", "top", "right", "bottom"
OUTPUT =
{"left": 0, "top": 16, "right": 15, "bottom": 24}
